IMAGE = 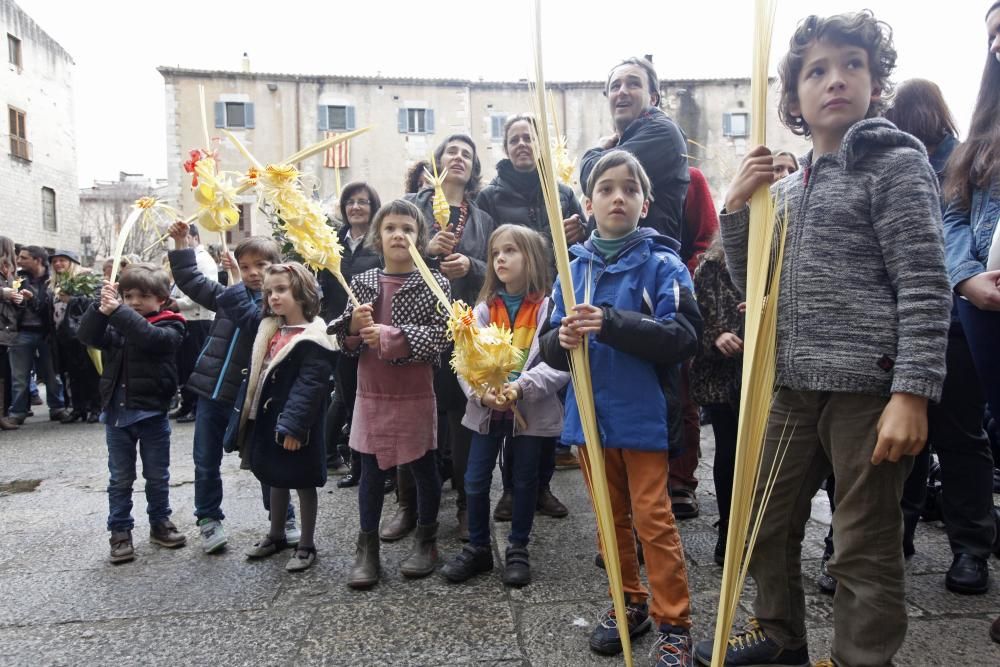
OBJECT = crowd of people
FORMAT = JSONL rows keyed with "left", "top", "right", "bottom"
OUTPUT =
{"left": 2, "top": 5, "right": 1000, "bottom": 666}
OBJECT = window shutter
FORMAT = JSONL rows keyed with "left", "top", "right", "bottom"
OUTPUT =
{"left": 318, "top": 105, "right": 328, "bottom": 131}
{"left": 244, "top": 103, "right": 255, "bottom": 129}
{"left": 491, "top": 116, "right": 501, "bottom": 140}
{"left": 346, "top": 106, "right": 356, "bottom": 131}
{"left": 214, "top": 102, "right": 225, "bottom": 128}
{"left": 722, "top": 112, "right": 732, "bottom": 137}
{"left": 398, "top": 108, "right": 408, "bottom": 133}
{"left": 425, "top": 109, "right": 435, "bottom": 134}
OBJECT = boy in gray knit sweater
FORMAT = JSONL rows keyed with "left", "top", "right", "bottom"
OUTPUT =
{"left": 694, "top": 11, "right": 951, "bottom": 667}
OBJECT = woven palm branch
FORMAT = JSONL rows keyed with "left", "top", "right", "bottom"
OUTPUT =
{"left": 528, "top": 2, "right": 633, "bottom": 665}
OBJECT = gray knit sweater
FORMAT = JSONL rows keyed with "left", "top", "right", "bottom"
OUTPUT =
{"left": 720, "top": 118, "right": 951, "bottom": 402}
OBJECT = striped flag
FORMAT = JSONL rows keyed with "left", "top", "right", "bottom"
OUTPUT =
{"left": 323, "top": 131, "right": 350, "bottom": 168}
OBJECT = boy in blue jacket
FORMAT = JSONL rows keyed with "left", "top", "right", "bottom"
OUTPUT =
{"left": 167, "top": 222, "right": 296, "bottom": 554}
{"left": 78, "top": 264, "right": 187, "bottom": 564}
{"left": 540, "top": 150, "right": 702, "bottom": 667}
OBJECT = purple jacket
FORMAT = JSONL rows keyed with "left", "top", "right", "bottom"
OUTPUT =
{"left": 460, "top": 297, "right": 569, "bottom": 437}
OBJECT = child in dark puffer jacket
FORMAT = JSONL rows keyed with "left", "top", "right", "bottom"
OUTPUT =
{"left": 78, "top": 264, "right": 186, "bottom": 564}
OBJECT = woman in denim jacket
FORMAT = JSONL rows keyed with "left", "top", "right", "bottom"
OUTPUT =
{"left": 943, "top": 2, "right": 1000, "bottom": 433}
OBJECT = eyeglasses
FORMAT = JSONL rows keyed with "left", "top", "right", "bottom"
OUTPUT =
{"left": 345, "top": 199, "right": 371, "bottom": 208}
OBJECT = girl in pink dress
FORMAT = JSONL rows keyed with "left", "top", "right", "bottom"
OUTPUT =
{"left": 327, "top": 199, "right": 450, "bottom": 589}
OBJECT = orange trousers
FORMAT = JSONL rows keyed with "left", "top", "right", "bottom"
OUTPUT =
{"left": 579, "top": 446, "right": 692, "bottom": 628}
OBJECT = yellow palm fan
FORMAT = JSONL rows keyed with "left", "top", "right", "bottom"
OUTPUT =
{"left": 191, "top": 158, "right": 241, "bottom": 233}
{"left": 222, "top": 131, "right": 361, "bottom": 307}
{"left": 405, "top": 243, "right": 526, "bottom": 425}
{"left": 527, "top": 2, "right": 632, "bottom": 664}
{"left": 108, "top": 196, "right": 180, "bottom": 283}
{"left": 423, "top": 159, "right": 451, "bottom": 229}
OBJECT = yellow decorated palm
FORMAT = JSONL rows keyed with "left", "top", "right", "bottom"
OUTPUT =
{"left": 423, "top": 159, "right": 450, "bottom": 228}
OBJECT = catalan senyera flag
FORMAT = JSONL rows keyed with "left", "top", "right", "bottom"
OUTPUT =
{"left": 323, "top": 131, "right": 350, "bottom": 169}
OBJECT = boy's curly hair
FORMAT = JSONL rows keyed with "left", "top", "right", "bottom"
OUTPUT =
{"left": 778, "top": 10, "right": 897, "bottom": 137}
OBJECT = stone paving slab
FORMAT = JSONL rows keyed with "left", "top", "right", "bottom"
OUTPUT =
{"left": 1, "top": 416, "right": 999, "bottom": 665}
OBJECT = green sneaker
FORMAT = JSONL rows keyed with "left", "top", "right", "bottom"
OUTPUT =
{"left": 197, "top": 518, "right": 227, "bottom": 554}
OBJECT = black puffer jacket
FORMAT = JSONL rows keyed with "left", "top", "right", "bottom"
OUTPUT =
{"left": 169, "top": 248, "right": 256, "bottom": 405}
{"left": 405, "top": 189, "right": 496, "bottom": 305}
{"left": 77, "top": 305, "right": 185, "bottom": 412}
{"left": 476, "top": 159, "right": 585, "bottom": 273}
{"left": 580, "top": 106, "right": 690, "bottom": 244}
{"left": 318, "top": 224, "right": 382, "bottom": 322}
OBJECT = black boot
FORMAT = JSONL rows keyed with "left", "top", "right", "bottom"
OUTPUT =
{"left": 338, "top": 450, "right": 361, "bottom": 489}
{"left": 441, "top": 543, "right": 493, "bottom": 583}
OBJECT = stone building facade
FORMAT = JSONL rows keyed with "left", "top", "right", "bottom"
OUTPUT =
{"left": 159, "top": 65, "right": 809, "bottom": 239}
{"left": 1, "top": 0, "right": 79, "bottom": 252}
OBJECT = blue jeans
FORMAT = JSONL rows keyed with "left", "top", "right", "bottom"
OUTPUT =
{"left": 501, "top": 436, "right": 556, "bottom": 493}
{"left": 192, "top": 396, "right": 293, "bottom": 522}
{"left": 957, "top": 298, "right": 1000, "bottom": 420}
{"left": 9, "top": 330, "right": 64, "bottom": 416}
{"left": 466, "top": 424, "right": 542, "bottom": 548}
{"left": 106, "top": 414, "right": 172, "bottom": 532}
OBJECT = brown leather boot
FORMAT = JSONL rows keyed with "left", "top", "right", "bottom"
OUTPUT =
{"left": 400, "top": 522, "right": 439, "bottom": 578}
{"left": 347, "top": 530, "right": 380, "bottom": 589}
{"left": 379, "top": 465, "right": 416, "bottom": 542}
{"left": 0, "top": 383, "right": 17, "bottom": 430}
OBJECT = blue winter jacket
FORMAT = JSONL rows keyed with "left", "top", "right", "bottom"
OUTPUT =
{"left": 943, "top": 181, "right": 1000, "bottom": 289}
{"left": 538, "top": 228, "right": 701, "bottom": 451}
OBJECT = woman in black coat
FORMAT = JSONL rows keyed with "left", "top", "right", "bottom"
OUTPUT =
{"left": 318, "top": 182, "right": 385, "bottom": 487}
{"left": 475, "top": 114, "right": 586, "bottom": 275}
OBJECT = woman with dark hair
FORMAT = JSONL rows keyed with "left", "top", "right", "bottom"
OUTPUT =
{"left": 0, "top": 236, "right": 20, "bottom": 429}
{"left": 404, "top": 160, "right": 432, "bottom": 194}
{"left": 319, "top": 181, "right": 385, "bottom": 489}
{"left": 474, "top": 114, "right": 586, "bottom": 521}
{"left": 404, "top": 134, "right": 496, "bottom": 541}
{"left": 886, "top": 78, "right": 959, "bottom": 182}
{"left": 940, "top": 6, "right": 1000, "bottom": 633}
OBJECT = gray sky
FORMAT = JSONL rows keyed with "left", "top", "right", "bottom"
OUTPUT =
{"left": 15, "top": 0, "right": 990, "bottom": 186}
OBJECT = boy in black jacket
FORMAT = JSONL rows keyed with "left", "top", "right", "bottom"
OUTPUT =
{"left": 78, "top": 264, "right": 187, "bottom": 564}
{"left": 167, "top": 223, "right": 295, "bottom": 555}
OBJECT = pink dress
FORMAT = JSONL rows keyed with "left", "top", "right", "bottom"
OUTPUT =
{"left": 347, "top": 273, "right": 437, "bottom": 470}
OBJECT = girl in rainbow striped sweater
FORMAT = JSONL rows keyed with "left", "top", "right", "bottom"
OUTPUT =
{"left": 440, "top": 224, "right": 568, "bottom": 588}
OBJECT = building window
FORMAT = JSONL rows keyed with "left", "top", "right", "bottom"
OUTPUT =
{"left": 490, "top": 114, "right": 508, "bottom": 142}
{"left": 723, "top": 112, "right": 749, "bottom": 138}
{"left": 318, "top": 105, "right": 356, "bottom": 132}
{"left": 214, "top": 102, "right": 255, "bottom": 129}
{"left": 398, "top": 108, "right": 435, "bottom": 134}
{"left": 41, "top": 187, "right": 57, "bottom": 231}
{"left": 227, "top": 204, "right": 251, "bottom": 244}
{"left": 7, "top": 34, "right": 21, "bottom": 71}
{"left": 8, "top": 106, "right": 29, "bottom": 161}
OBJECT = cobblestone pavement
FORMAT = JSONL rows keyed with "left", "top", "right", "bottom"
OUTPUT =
{"left": 1, "top": 415, "right": 998, "bottom": 666}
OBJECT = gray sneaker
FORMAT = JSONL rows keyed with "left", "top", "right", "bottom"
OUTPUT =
{"left": 285, "top": 519, "right": 301, "bottom": 546}
{"left": 198, "top": 518, "right": 227, "bottom": 554}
